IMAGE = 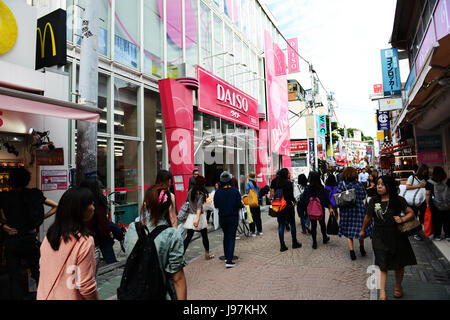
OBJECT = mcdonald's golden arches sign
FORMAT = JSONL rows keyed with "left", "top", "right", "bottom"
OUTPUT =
{"left": 35, "top": 8, "right": 66, "bottom": 70}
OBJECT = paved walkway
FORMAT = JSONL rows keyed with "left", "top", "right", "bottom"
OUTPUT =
{"left": 96, "top": 207, "right": 450, "bottom": 300}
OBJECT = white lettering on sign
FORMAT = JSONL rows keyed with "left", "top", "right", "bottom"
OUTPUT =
{"left": 217, "top": 84, "right": 249, "bottom": 112}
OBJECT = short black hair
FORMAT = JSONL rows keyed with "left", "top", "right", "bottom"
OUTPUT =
{"left": 193, "top": 169, "right": 199, "bottom": 174}
{"left": 9, "top": 167, "right": 31, "bottom": 188}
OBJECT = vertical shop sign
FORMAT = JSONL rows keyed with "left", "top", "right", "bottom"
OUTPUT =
{"left": 287, "top": 38, "right": 300, "bottom": 73}
{"left": 434, "top": 0, "right": 450, "bottom": 41}
{"left": 376, "top": 110, "right": 390, "bottom": 130}
{"left": 380, "top": 48, "right": 401, "bottom": 96}
{"left": 317, "top": 115, "right": 327, "bottom": 136}
{"left": 308, "top": 138, "right": 315, "bottom": 166}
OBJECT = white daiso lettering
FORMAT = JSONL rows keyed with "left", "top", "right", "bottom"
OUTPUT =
{"left": 183, "top": 304, "right": 218, "bottom": 318}
{"left": 217, "top": 84, "right": 225, "bottom": 101}
{"left": 225, "top": 89, "right": 232, "bottom": 105}
{"left": 236, "top": 94, "right": 242, "bottom": 110}
{"left": 242, "top": 97, "right": 248, "bottom": 112}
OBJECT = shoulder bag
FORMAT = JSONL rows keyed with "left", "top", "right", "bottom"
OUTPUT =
{"left": 399, "top": 175, "right": 425, "bottom": 207}
{"left": 177, "top": 201, "right": 190, "bottom": 222}
{"left": 333, "top": 181, "right": 356, "bottom": 208}
{"left": 397, "top": 216, "right": 421, "bottom": 236}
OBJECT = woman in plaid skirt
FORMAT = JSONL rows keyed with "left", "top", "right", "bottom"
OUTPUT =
{"left": 338, "top": 167, "right": 373, "bottom": 260}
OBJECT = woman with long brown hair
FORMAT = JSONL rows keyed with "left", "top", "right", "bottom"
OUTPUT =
{"left": 123, "top": 185, "right": 187, "bottom": 300}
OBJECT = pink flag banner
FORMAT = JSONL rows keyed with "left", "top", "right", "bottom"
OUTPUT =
{"left": 287, "top": 38, "right": 300, "bottom": 73}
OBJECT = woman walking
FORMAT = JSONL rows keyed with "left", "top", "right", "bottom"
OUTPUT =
{"left": 214, "top": 171, "right": 244, "bottom": 268}
{"left": 338, "top": 167, "right": 373, "bottom": 260}
{"left": 273, "top": 168, "right": 302, "bottom": 252}
{"left": 37, "top": 187, "right": 98, "bottom": 300}
{"left": 299, "top": 172, "right": 333, "bottom": 249}
{"left": 246, "top": 173, "right": 263, "bottom": 236}
{"left": 324, "top": 174, "right": 339, "bottom": 214}
{"left": 295, "top": 174, "right": 310, "bottom": 234}
{"left": 360, "top": 176, "right": 417, "bottom": 300}
{"left": 155, "top": 170, "right": 178, "bottom": 228}
{"left": 426, "top": 166, "right": 450, "bottom": 241}
{"left": 183, "top": 175, "right": 214, "bottom": 260}
{"left": 123, "top": 185, "right": 187, "bottom": 300}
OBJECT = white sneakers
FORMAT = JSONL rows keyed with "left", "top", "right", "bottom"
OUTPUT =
{"left": 226, "top": 262, "right": 236, "bottom": 268}
{"left": 250, "top": 233, "right": 257, "bottom": 237}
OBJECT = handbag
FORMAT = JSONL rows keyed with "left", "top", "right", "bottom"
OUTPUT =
{"left": 397, "top": 216, "right": 422, "bottom": 236}
{"left": 399, "top": 176, "right": 426, "bottom": 207}
{"left": 326, "top": 213, "right": 339, "bottom": 235}
{"left": 177, "top": 201, "right": 190, "bottom": 222}
{"left": 333, "top": 181, "right": 356, "bottom": 208}
{"left": 245, "top": 205, "right": 253, "bottom": 224}
{"left": 424, "top": 207, "right": 433, "bottom": 237}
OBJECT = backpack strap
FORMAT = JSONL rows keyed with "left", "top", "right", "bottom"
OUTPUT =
{"left": 149, "top": 225, "right": 171, "bottom": 240}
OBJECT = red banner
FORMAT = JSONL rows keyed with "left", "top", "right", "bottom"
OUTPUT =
{"left": 290, "top": 140, "right": 308, "bottom": 152}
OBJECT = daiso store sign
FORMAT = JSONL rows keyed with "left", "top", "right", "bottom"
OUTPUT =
{"left": 197, "top": 66, "right": 259, "bottom": 130}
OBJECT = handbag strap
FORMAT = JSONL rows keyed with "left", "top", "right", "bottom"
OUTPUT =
{"left": 45, "top": 238, "right": 78, "bottom": 300}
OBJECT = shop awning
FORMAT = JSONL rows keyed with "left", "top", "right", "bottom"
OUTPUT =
{"left": 0, "top": 87, "right": 101, "bottom": 123}
{"left": 395, "top": 34, "right": 450, "bottom": 129}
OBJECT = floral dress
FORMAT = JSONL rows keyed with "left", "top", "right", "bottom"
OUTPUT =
{"left": 366, "top": 197, "right": 417, "bottom": 271}
{"left": 338, "top": 180, "right": 373, "bottom": 239}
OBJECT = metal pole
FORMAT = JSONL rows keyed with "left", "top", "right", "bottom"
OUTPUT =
{"left": 76, "top": 1, "right": 99, "bottom": 185}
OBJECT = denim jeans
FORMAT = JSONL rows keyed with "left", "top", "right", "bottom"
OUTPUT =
{"left": 219, "top": 216, "right": 239, "bottom": 264}
{"left": 277, "top": 213, "right": 297, "bottom": 245}
{"left": 296, "top": 204, "right": 310, "bottom": 233}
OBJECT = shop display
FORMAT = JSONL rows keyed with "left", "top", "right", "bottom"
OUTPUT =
{"left": 0, "top": 161, "right": 24, "bottom": 192}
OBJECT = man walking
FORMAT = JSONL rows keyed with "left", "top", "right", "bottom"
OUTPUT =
{"left": 188, "top": 169, "right": 199, "bottom": 191}
{"left": 358, "top": 168, "right": 369, "bottom": 187}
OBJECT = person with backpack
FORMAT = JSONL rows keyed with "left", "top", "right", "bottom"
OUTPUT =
{"left": 425, "top": 166, "right": 450, "bottom": 241}
{"left": 122, "top": 185, "right": 187, "bottom": 300}
{"left": 37, "top": 187, "right": 98, "bottom": 300}
{"left": 214, "top": 171, "right": 244, "bottom": 268}
{"left": 325, "top": 174, "right": 339, "bottom": 213}
{"left": 245, "top": 173, "right": 263, "bottom": 237}
{"left": 0, "top": 167, "right": 58, "bottom": 300}
{"left": 404, "top": 165, "right": 429, "bottom": 241}
{"left": 272, "top": 168, "right": 302, "bottom": 252}
{"left": 359, "top": 176, "right": 417, "bottom": 300}
{"left": 338, "top": 167, "right": 373, "bottom": 260}
{"left": 155, "top": 170, "right": 178, "bottom": 228}
{"left": 299, "top": 172, "right": 333, "bottom": 249}
{"left": 295, "top": 174, "right": 311, "bottom": 234}
{"left": 183, "top": 175, "right": 214, "bottom": 260}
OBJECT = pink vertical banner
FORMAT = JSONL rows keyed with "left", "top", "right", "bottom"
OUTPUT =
{"left": 434, "top": 0, "right": 450, "bottom": 40}
{"left": 264, "top": 30, "right": 292, "bottom": 174}
{"left": 287, "top": 38, "right": 300, "bottom": 73}
{"left": 256, "top": 119, "right": 269, "bottom": 188}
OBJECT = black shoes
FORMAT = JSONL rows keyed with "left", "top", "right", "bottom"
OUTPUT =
{"left": 292, "top": 241, "right": 302, "bottom": 249}
{"left": 312, "top": 241, "right": 318, "bottom": 249}
{"left": 323, "top": 236, "right": 330, "bottom": 244}
{"left": 280, "top": 243, "right": 288, "bottom": 252}
{"left": 360, "top": 246, "right": 367, "bottom": 257}
{"left": 350, "top": 250, "right": 356, "bottom": 260}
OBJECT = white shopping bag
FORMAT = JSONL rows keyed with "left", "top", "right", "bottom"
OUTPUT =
{"left": 213, "top": 208, "right": 219, "bottom": 230}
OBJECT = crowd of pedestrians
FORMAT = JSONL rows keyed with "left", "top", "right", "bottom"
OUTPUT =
{"left": 1, "top": 162, "right": 449, "bottom": 301}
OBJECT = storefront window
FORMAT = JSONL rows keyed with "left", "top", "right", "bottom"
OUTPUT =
{"left": 144, "top": 88, "right": 163, "bottom": 186}
{"left": 234, "top": 34, "right": 242, "bottom": 89}
{"left": 115, "top": 0, "right": 140, "bottom": 68}
{"left": 213, "top": 14, "right": 224, "bottom": 78}
{"left": 66, "top": 0, "right": 74, "bottom": 43}
{"left": 167, "top": 0, "right": 183, "bottom": 78}
{"left": 224, "top": 25, "right": 233, "bottom": 84}
{"left": 97, "top": 137, "right": 108, "bottom": 188}
{"left": 221, "top": 119, "right": 237, "bottom": 182}
{"left": 97, "top": 73, "right": 110, "bottom": 133}
{"left": 185, "top": 0, "right": 199, "bottom": 71}
{"left": 200, "top": 2, "right": 212, "bottom": 71}
{"left": 114, "top": 78, "right": 138, "bottom": 137}
{"left": 114, "top": 139, "right": 139, "bottom": 212}
{"left": 202, "top": 114, "right": 222, "bottom": 187}
{"left": 77, "top": 0, "right": 110, "bottom": 57}
{"left": 243, "top": 43, "right": 250, "bottom": 94}
{"left": 144, "top": 0, "right": 164, "bottom": 78}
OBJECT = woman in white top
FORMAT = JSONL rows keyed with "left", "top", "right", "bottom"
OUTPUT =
{"left": 405, "top": 164, "right": 429, "bottom": 241}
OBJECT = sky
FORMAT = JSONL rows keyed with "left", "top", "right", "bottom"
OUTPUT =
{"left": 262, "top": 0, "right": 409, "bottom": 139}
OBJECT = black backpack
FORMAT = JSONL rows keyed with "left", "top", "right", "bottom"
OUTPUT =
{"left": 117, "top": 223, "right": 170, "bottom": 300}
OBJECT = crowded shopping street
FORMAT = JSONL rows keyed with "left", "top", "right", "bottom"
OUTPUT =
{"left": 0, "top": 0, "right": 450, "bottom": 309}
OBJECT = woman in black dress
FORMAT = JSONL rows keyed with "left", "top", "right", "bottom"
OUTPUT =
{"left": 360, "top": 176, "right": 417, "bottom": 300}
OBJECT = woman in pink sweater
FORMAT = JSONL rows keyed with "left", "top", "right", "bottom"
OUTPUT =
{"left": 37, "top": 187, "right": 98, "bottom": 300}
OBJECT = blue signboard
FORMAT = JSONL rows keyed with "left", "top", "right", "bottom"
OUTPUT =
{"left": 317, "top": 115, "right": 327, "bottom": 136}
{"left": 377, "top": 110, "right": 390, "bottom": 131}
{"left": 308, "top": 138, "right": 315, "bottom": 166}
{"left": 381, "top": 48, "right": 402, "bottom": 96}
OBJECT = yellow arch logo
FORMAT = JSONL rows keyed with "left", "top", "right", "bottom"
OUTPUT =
{"left": 0, "top": 0, "right": 18, "bottom": 55}
{"left": 37, "top": 22, "right": 56, "bottom": 58}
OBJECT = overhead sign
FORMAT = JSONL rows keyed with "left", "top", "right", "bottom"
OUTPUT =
{"left": 373, "top": 84, "right": 383, "bottom": 94}
{"left": 317, "top": 115, "right": 327, "bottom": 136}
{"left": 35, "top": 8, "right": 67, "bottom": 70}
{"left": 381, "top": 48, "right": 401, "bottom": 96}
{"left": 36, "top": 148, "right": 64, "bottom": 166}
{"left": 308, "top": 138, "right": 315, "bottom": 166}
{"left": 197, "top": 66, "right": 259, "bottom": 130}
{"left": 378, "top": 97, "right": 403, "bottom": 111}
{"left": 291, "top": 139, "right": 308, "bottom": 152}
{"left": 0, "top": 0, "right": 18, "bottom": 55}
{"left": 377, "top": 110, "right": 390, "bottom": 130}
{"left": 376, "top": 131, "right": 385, "bottom": 141}
{"left": 287, "top": 38, "right": 300, "bottom": 73}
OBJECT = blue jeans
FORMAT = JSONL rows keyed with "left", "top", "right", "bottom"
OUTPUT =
{"left": 277, "top": 214, "right": 297, "bottom": 245}
{"left": 297, "top": 204, "right": 310, "bottom": 233}
{"left": 219, "top": 215, "right": 239, "bottom": 264}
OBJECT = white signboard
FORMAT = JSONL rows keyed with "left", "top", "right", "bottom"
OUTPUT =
{"left": 378, "top": 98, "right": 403, "bottom": 111}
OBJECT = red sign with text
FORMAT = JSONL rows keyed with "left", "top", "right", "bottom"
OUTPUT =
{"left": 290, "top": 140, "right": 308, "bottom": 152}
{"left": 374, "top": 84, "right": 383, "bottom": 94}
{"left": 197, "top": 66, "right": 259, "bottom": 130}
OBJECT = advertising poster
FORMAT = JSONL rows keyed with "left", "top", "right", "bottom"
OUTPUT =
{"left": 41, "top": 170, "right": 68, "bottom": 191}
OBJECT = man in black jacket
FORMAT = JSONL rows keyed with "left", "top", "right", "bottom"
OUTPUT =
{"left": 188, "top": 169, "right": 199, "bottom": 191}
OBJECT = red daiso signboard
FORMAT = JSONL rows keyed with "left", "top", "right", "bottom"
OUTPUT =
{"left": 197, "top": 66, "right": 259, "bottom": 130}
